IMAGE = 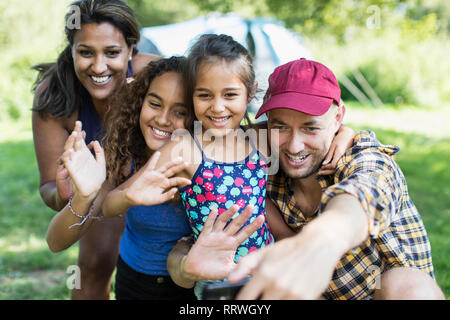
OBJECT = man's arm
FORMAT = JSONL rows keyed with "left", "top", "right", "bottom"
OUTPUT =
{"left": 229, "top": 193, "right": 369, "bottom": 299}
{"left": 166, "top": 236, "right": 197, "bottom": 288}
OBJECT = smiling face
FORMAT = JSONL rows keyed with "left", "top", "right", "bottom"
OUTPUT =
{"left": 268, "top": 106, "right": 344, "bottom": 179}
{"left": 72, "top": 22, "right": 132, "bottom": 106}
{"left": 139, "top": 72, "right": 188, "bottom": 152}
{"left": 193, "top": 60, "right": 249, "bottom": 137}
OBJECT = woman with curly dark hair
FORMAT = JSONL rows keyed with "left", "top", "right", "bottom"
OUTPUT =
{"left": 33, "top": 0, "right": 158, "bottom": 299}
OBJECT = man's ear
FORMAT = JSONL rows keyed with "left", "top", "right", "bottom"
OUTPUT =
{"left": 336, "top": 103, "right": 346, "bottom": 126}
{"left": 248, "top": 81, "right": 258, "bottom": 103}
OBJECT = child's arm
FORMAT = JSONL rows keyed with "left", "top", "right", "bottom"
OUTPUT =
{"left": 318, "top": 124, "right": 355, "bottom": 175}
{"left": 46, "top": 124, "right": 107, "bottom": 252}
{"left": 102, "top": 152, "right": 191, "bottom": 217}
{"left": 265, "top": 198, "right": 296, "bottom": 241}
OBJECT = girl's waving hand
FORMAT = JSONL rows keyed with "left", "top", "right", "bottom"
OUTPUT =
{"left": 318, "top": 125, "right": 355, "bottom": 175}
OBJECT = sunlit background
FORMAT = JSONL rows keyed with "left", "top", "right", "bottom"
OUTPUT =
{"left": 0, "top": 0, "right": 449, "bottom": 299}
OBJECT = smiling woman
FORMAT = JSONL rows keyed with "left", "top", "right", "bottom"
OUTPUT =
{"left": 71, "top": 22, "right": 132, "bottom": 107}
{"left": 31, "top": 0, "right": 158, "bottom": 300}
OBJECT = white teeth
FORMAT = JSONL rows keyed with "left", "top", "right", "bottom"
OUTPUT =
{"left": 287, "top": 154, "right": 307, "bottom": 162}
{"left": 209, "top": 116, "right": 230, "bottom": 122}
{"left": 91, "top": 75, "right": 110, "bottom": 83}
{"left": 152, "top": 127, "right": 171, "bottom": 137}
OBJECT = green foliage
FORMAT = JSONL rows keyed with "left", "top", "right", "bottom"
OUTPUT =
{"left": 306, "top": 28, "right": 450, "bottom": 107}
{"left": 0, "top": 0, "right": 71, "bottom": 124}
{"left": 184, "top": 0, "right": 269, "bottom": 17}
{"left": 126, "top": 0, "right": 200, "bottom": 27}
{"left": 340, "top": 59, "right": 412, "bottom": 105}
{"left": 188, "top": 0, "right": 449, "bottom": 40}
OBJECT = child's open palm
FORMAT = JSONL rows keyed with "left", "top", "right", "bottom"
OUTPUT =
{"left": 124, "top": 152, "right": 192, "bottom": 206}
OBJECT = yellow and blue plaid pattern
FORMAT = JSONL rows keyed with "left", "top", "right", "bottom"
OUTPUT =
{"left": 267, "top": 130, "right": 434, "bottom": 300}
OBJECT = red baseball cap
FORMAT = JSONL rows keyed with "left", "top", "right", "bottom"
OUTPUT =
{"left": 255, "top": 58, "right": 341, "bottom": 118}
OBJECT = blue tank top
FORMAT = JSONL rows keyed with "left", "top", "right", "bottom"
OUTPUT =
{"left": 180, "top": 133, "right": 274, "bottom": 263}
{"left": 77, "top": 61, "right": 133, "bottom": 144}
{"left": 119, "top": 159, "right": 193, "bottom": 275}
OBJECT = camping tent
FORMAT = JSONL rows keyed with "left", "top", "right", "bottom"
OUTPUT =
{"left": 137, "top": 12, "right": 313, "bottom": 115}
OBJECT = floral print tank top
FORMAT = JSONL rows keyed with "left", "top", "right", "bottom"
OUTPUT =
{"left": 180, "top": 133, "right": 274, "bottom": 262}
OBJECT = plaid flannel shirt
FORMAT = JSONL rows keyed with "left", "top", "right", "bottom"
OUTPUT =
{"left": 267, "top": 130, "right": 434, "bottom": 300}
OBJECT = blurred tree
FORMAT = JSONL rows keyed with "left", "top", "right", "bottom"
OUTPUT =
{"left": 407, "top": 0, "right": 450, "bottom": 34}
{"left": 185, "top": 0, "right": 448, "bottom": 41}
{"left": 127, "top": 0, "right": 200, "bottom": 27}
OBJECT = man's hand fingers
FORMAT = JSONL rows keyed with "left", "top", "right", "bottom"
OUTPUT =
{"left": 228, "top": 248, "right": 265, "bottom": 284}
{"left": 235, "top": 273, "right": 265, "bottom": 300}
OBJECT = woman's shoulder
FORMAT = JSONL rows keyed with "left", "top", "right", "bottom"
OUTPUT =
{"left": 32, "top": 76, "right": 77, "bottom": 132}
{"left": 132, "top": 53, "right": 160, "bottom": 74}
{"left": 32, "top": 74, "right": 78, "bottom": 129}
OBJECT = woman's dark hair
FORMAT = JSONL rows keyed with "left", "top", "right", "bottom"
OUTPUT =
{"left": 32, "top": 0, "right": 140, "bottom": 119}
{"left": 184, "top": 34, "right": 256, "bottom": 130}
{"left": 102, "top": 56, "right": 191, "bottom": 186}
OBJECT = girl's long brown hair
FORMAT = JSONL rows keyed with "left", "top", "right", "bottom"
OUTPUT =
{"left": 102, "top": 56, "right": 192, "bottom": 186}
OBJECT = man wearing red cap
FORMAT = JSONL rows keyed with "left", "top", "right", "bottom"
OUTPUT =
{"left": 226, "top": 58, "right": 444, "bottom": 299}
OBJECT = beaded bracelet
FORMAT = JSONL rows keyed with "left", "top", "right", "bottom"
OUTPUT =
{"left": 68, "top": 196, "right": 103, "bottom": 229}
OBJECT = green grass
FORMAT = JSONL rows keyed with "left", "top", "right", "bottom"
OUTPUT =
{"left": 0, "top": 105, "right": 449, "bottom": 299}
{"left": 0, "top": 139, "right": 78, "bottom": 299}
